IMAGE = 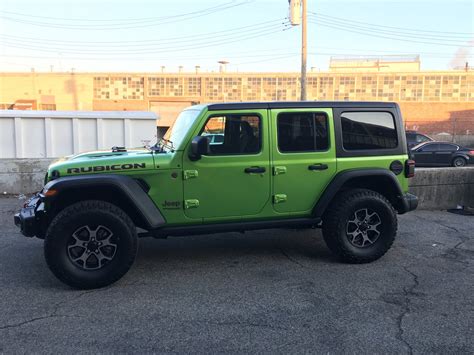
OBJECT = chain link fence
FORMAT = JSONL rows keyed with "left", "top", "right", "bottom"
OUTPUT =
{"left": 405, "top": 118, "right": 474, "bottom": 147}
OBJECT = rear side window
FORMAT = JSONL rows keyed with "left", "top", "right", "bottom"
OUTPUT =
{"left": 277, "top": 112, "right": 329, "bottom": 153}
{"left": 438, "top": 143, "right": 458, "bottom": 151}
{"left": 341, "top": 112, "right": 398, "bottom": 150}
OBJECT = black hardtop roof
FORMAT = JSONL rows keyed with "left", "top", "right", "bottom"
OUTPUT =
{"left": 207, "top": 101, "right": 398, "bottom": 111}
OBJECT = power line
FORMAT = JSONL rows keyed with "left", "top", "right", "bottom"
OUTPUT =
{"left": 0, "top": 25, "right": 291, "bottom": 54}
{"left": 310, "top": 15, "right": 472, "bottom": 43}
{"left": 310, "top": 12, "right": 474, "bottom": 37}
{"left": 0, "top": 1, "right": 252, "bottom": 30}
{"left": 308, "top": 19, "right": 474, "bottom": 48}
{"left": 1, "top": 25, "right": 292, "bottom": 55}
{"left": 0, "top": 19, "right": 288, "bottom": 48}
{"left": 0, "top": 1, "right": 252, "bottom": 23}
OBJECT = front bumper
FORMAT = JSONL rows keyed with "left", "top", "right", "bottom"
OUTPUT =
{"left": 14, "top": 194, "right": 44, "bottom": 237}
{"left": 397, "top": 193, "right": 418, "bottom": 214}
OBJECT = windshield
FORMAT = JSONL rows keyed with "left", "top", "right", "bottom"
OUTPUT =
{"left": 162, "top": 109, "right": 201, "bottom": 150}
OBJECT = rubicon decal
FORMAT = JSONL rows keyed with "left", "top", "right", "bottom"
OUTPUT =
{"left": 67, "top": 163, "right": 146, "bottom": 174}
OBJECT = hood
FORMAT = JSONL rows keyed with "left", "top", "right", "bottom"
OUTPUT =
{"left": 47, "top": 148, "right": 156, "bottom": 179}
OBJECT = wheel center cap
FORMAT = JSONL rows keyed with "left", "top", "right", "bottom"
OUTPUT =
{"left": 87, "top": 241, "right": 99, "bottom": 250}
{"left": 360, "top": 223, "right": 368, "bottom": 232}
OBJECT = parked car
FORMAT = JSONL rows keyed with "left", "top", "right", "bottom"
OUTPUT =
{"left": 410, "top": 141, "right": 474, "bottom": 167}
{"left": 202, "top": 133, "right": 224, "bottom": 145}
{"left": 406, "top": 130, "right": 433, "bottom": 148}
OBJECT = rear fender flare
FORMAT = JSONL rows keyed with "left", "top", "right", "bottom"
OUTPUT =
{"left": 313, "top": 168, "right": 405, "bottom": 217}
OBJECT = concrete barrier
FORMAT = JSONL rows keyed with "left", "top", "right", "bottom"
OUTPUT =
{"left": 0, "top": 159, "right": 473, "bottom": 210}
{"left": 0, "top": 159, "right": 53, "bottom": 195}
{"left": 409, "top": 166, "right": 474, "bottom": 210}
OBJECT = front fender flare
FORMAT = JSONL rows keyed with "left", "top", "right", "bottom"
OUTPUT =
{"left": 42, "top": 174, "right": 165, "bottom": 229}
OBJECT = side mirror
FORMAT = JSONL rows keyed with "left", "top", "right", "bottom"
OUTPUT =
{"left": 189, "top": 136, "right": 210, "bottom": 161}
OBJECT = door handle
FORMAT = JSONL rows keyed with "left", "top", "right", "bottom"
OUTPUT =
{"left": 245, "top": 166, "right": 266, "bottom": 174}
{"left": 308, "top": 163, "right": 328, "bottom": 171}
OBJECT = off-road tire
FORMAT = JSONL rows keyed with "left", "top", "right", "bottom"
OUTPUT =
{"left": 452, "top": 157, "right": 467, "bottom": 167}
{"left": 44, "top": 200, "right": 138, "bottom": 289}
{"left": 322, "top": 188, "right": 397, "bottom": 264}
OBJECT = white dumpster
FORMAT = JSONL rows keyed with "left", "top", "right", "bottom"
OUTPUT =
{"left": 0, "top": 110, "right": 158, "bottom": 158}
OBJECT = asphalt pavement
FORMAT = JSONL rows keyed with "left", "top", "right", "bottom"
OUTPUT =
{"left": 0, "top": 197, "right": 473, "bottom": 354}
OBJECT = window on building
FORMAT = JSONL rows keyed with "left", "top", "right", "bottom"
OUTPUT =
{"left": 341, "top": 112, "right": 398, "bottom": 150}
{"left": 277, "top": 112, "right": 329, "bottom": 153}
{"left": 40, "top": 104, "right": 56, "bottom": 110}
{"left": 200, "top": 114, "right": 261, "bottom": 155}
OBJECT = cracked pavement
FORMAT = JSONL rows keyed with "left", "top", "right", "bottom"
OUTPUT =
{"left": 0, "top": 197, "right": 473, "bottom": 354}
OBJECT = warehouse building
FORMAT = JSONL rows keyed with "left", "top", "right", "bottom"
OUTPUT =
{"left": 1, "top": 58, "right": 473, "bottom": 134}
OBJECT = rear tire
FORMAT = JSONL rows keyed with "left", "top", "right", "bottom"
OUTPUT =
{"left": 44, "top": 200, "right": 138, "bottom": 289}
{"left": 452, "top": 157, "right": 466, "bottom": 167}
{"left": 322, "top": 189, "right": 397, "bottom": 263}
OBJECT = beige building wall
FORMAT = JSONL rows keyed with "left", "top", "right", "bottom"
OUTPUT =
{"left": 0, "top": 70, "right": 473, "bottom": 127}
{"left": 0, "top": 73, "right": 94, "bottom": 111}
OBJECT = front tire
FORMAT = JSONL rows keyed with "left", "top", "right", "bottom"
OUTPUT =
{"left": 322, "top": 189, "right": 397, "bottom": 263}
{"left": 44, "top": 200, "right": 138, "bottom": 289}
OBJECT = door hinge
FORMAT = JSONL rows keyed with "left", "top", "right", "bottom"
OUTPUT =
{"left": 273, "top": 166, "right": 287, "bottom": 176}
{"left": 184, "top": 199, "right": 200, "bottom": 209}
{"left": 273, "top": 194, "right": 287, "bottom": 204}
{"left": 183, "top": 170, "right": 198, "bottom": 180}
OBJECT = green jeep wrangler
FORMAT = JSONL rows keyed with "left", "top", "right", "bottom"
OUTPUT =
{"left": 14, "top": 101, "right": 417, "bottom": 289}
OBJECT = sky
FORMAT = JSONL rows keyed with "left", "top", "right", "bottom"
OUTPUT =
{"left": 0, "top": 0, "right": 472, "bottom": 73}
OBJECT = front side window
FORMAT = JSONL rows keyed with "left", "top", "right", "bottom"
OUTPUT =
{"left": 200, "top": 114, "right": 261, "bottom": 155}
{"left": 277, "top": 112, "right": 329, "bottom": 153}
{"left": 420, "top": 143, "right": 439, "bottom": 152}
{"left": 341, "top": 112, "right": 398, "bottom": 150}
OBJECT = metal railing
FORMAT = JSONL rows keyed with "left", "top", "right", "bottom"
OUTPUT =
{"left": 405, "top": 118, "right": 474, "bottom": 147}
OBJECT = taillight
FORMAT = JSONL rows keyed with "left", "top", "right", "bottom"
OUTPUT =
{"left": 405, "top": 159, "right": 415, "bottom": 178}
{"left": 469, "top": 150, "right": 474, "bottom": 156}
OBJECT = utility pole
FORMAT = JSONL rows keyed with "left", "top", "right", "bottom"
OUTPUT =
{"left": 289, "top": 0, "right": 307, "bottom": 101}
{"left": 300, "top": 0, "right": 307, "bottom": 101}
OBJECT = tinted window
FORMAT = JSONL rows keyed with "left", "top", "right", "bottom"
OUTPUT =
{"left": 201, "top": 114, "right": 260, "bottom": 155}
{"left": 213, "top": 134, "right": 224, "bottom": 143}
{"left": 277, "top": 112, "right": 329, "bottom": 153}
{"left": 341, "top": 112, "right": 398, "bottom": 150}
{"left": 416, "top": 134, "right": 431, "bottom": 143}
{"left": 438, "top": 143, "right": 458, "bottom": 151}
{"left": 420, "top": 143, "right": 439, "bottom": 152}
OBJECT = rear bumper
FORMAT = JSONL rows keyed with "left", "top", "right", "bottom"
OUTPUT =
{"left": 398, "top": 193, "right": 418, "bottom": 214}
{"left": 14, "top": 195, "right": 44, "bottom": 237}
